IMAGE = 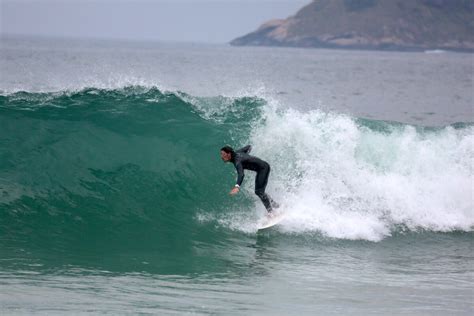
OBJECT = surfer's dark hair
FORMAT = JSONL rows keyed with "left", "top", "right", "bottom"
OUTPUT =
{"left": 220, "top": 145, "right": 234, "bottom": 154}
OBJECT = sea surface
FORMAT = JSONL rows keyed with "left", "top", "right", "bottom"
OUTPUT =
{"left": 0, "top": 36, "right": 473, "bottom": 315}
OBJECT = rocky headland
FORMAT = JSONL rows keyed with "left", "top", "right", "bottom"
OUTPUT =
{"left": 230, "top": 0, "right": 474, "bottom": 52}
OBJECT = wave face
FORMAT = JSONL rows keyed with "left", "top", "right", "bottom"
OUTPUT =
{"left": 0, "top": 86, "right": 472, "bottom": 251}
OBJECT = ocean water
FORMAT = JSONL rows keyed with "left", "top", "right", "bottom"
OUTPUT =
{"left": 0, "top": 37, "right": 473, "bottom": 315}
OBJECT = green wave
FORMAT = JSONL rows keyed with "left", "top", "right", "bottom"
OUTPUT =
{"left": 0, "top": 87, "right": 265, "bottom": 254}
{"left": 0, "top": 86, "right": 472, "bottom": 258}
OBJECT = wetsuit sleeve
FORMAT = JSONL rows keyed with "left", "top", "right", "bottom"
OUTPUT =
{"left": 236, "top": 145, "right": 252, "bottom": 154}
{"left": 235, "top": 162, "right": 245, "bottom": 186}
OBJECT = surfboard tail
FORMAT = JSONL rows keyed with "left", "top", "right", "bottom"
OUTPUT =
{"left": 258, "top": 212, "right": 286, "bottom": 230}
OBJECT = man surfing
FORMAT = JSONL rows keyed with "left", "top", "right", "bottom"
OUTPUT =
{"left": 220, "top": 145, "right": 279, "bottom": 214}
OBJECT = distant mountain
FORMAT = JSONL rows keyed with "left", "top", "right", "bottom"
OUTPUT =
{"left": 230, "top": 0, "right": 474, "bottom": 52}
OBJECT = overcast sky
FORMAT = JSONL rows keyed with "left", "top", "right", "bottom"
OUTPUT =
{"left": 1, "top": 0, "right": 310, "bottom": 43}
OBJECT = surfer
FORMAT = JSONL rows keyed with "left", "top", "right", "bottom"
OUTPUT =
{"left": 220, "top": 145, "right": 279, "bottom": 214}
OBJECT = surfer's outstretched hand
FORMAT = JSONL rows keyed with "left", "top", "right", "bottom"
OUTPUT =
{"left": 229, "top": 187, "right": 240, "bottom": 195}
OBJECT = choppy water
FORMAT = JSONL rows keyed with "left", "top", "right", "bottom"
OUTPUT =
{"left": 0, "top": 37, "right": 473, "bottom": 315}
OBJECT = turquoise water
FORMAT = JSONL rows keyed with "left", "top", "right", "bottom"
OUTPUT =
{"left": 0, "top": 38, "right": 473, "bottom": 315}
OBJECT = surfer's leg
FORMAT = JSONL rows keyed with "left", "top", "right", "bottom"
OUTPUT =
{"left": 255, "top": 190, "right": 273, "bottom": 212}
{"left": 255, "top": 166, "right": 279, "bottom": 212}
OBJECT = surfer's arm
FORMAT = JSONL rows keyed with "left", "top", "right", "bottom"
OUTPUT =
{"left": 229, "top": 163, "right": 244, "bottom": 195}
{"left": 235, "top": 162, "right": 245, "bottom": 186}
{"left": 236, "top": 145, "right": 252, "bottom": 154}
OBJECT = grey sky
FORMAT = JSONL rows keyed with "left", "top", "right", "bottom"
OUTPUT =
{"left": 1, "top": 0, "right": 310, "bottom": 43}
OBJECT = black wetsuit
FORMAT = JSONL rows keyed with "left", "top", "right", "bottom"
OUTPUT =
{"left": 232, "top": 145, "right": 278, "bottom": 212}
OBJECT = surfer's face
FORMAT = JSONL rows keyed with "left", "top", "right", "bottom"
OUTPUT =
{"left": 220, "top": 150, "right": 231, "bottom": 162}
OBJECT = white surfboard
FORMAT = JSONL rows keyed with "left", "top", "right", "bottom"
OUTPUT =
{"left": 258, "top": 212, "right": 286, "bottom": 230}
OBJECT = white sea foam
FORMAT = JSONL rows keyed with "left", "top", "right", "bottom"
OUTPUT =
{"left": 241, "top": 104, "right": 474, "bottom": 241}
